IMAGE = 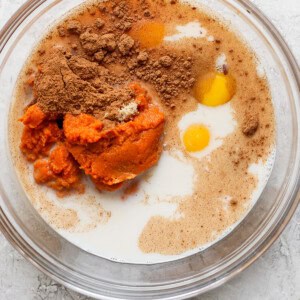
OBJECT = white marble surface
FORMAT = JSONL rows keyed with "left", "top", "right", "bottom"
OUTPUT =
{"left": 0, "top": 0, "right": 299, "bottom": 299}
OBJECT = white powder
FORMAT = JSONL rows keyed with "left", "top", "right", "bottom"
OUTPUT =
{"left": 118, "top": 102, "right": 138, "bottom": 121}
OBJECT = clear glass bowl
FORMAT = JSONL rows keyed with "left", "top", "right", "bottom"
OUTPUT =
{"left": 0, "top": 0, "right": 299, "bottom": 299}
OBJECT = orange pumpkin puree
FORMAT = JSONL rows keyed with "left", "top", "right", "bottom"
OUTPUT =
{"left": 34, "top": 144, "right": 83, "bottom": 194}
{"left": 20, "top": 84, "right": 165, "bottom": 194}
{"left": 63, "top": 114, "right": 104, "bottom": 145}
{"left": 20, "top": 104, "right": 61, "bottom": 161}
{"left": 66, "top": 106, "right": 164, "bottom": 190}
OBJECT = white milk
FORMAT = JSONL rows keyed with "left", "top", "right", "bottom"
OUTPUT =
{"left": 164, "top": 21, "right": 207, "bottom": 42}
{"left": 46, "top": 151, "right": 197, "bottom": 263}
{"left": 48, "top": 148, "right": 275, "bottom": 263}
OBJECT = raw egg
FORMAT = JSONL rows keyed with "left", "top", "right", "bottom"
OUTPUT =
{"left": 194, "top": 73, "right": 236, "bottom": 107}
{"left": 179, "top": 102, "right": 237, "bottom": 159}
{"left": 183, "top": 124, "right": 210, "bottom": 152}
{"left": 130, "top": 22, "right": 165, "bottom": 48}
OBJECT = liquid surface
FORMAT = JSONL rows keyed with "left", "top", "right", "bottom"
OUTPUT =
{"left": 9, "top": 0, "right": 275, "bottom": 263}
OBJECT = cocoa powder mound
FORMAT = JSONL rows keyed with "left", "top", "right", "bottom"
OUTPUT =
{"left": 128, "top": 53, "right": 195, "bottom": 103}
{"left": 118, "top": 34, "right": 135, "bottom": 55}
{"left": 66, "top": 20, "right": 82, "bottom": 35}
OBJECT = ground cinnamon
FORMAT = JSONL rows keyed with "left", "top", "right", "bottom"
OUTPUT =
{"left": 31, "top": 0, "right": 196, "bottom": 115}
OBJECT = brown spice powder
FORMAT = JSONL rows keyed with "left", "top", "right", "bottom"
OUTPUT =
{"left": 29, "top": 0, "right": 197, "bottom": 115}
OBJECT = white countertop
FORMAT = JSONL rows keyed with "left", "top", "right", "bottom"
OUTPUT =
{"left": 0, "top": 0, "right": 299, "bottom": 299}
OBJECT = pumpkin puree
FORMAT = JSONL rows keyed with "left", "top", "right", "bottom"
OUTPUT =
{"left": 20, "top": 83, "right": 165, "bottom": 193}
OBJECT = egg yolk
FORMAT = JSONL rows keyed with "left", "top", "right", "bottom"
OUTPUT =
{"left": 183, "top": 125, "right": 210, "bottom": 152}
{"left": 130, "top": 22, "right": 165, "bottom": 48}
{"left": 194, "top": 73, "right": 236, "bottom": 107}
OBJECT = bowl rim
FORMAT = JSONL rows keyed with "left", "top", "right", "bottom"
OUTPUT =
{"left": 0, "top": 0, "right": 299, "bottom": 299}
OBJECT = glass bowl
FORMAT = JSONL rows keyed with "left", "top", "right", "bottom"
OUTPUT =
{"left": 0, "top": 0, "right": 299, "bottom": 299}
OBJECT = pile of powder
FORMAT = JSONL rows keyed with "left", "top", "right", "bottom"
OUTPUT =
{"left": 32, "top": 0, "right": 196, "bottom": 117}
{"left": 34, "top": 50, "right": 135, "bottom": 118}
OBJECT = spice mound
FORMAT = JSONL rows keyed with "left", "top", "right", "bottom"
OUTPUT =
{"left": 20, "top": 83, "right": 165, "bottom": 194}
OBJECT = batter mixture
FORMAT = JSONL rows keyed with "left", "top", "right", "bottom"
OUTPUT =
{"left": 9, "top": 0, "right": 275, "bottom": 263}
